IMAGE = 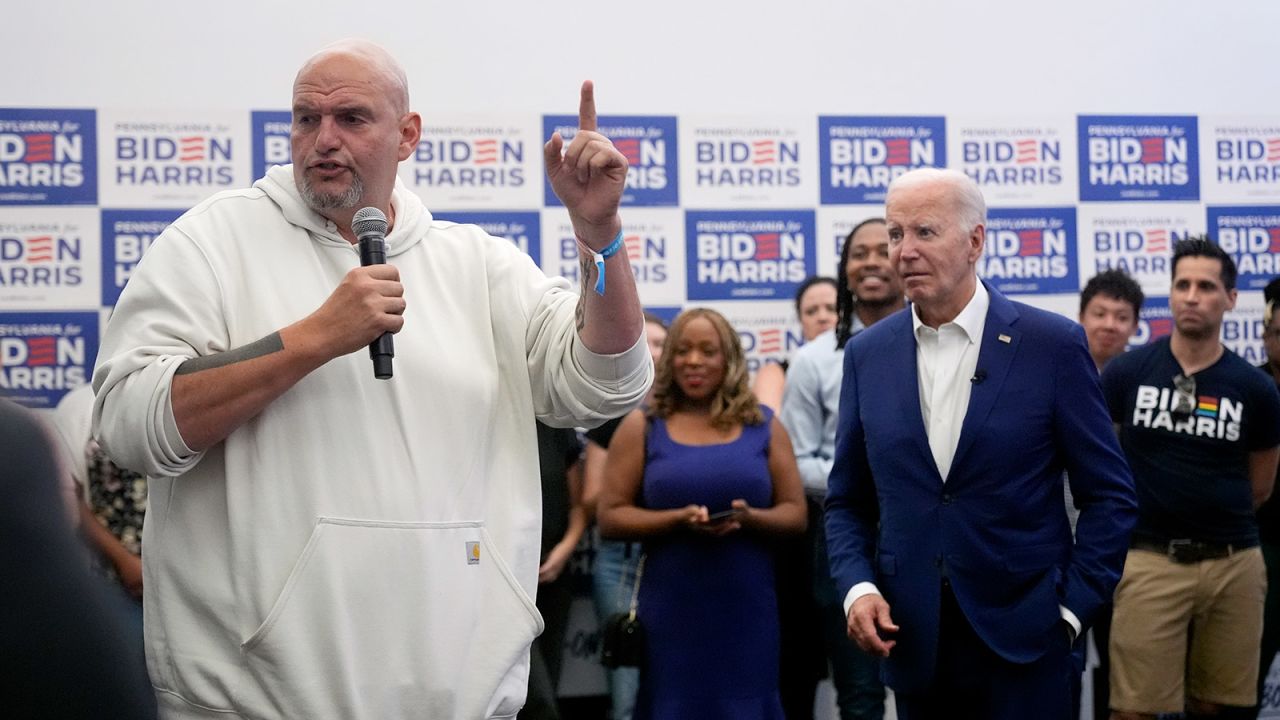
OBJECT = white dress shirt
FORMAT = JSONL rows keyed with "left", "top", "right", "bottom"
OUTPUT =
{"left": 913, "top": 281, "right": 988, "bottom": 482}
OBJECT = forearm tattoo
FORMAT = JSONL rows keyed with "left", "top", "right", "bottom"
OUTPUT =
{"left": 575, "top": 252, "right": 591, "bottom": 332}
{"left": 174, "top": 333, "right": 285, "bottom": 375}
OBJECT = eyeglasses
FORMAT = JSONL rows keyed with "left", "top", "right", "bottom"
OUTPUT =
{"left": 1172, "top": 373, "right": 1196, "bottom": 416}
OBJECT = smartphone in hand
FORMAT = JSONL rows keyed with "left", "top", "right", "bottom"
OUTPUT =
{"left": 707, "top": 509, "right": 740, "bottom": 523}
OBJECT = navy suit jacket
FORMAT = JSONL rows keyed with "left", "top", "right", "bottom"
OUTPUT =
{"left": 824, "top": 283, "right": 1137, "bottom": 692}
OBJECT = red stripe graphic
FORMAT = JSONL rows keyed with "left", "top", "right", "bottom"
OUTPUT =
{"left": 1015, "top": 139, "right": 1037, "bottom": 164}
{"left": 473, "top": 138, "right": 498, "bottom": 165}
{"left": 1148, "top": 318, "right": 1173, "bottom": 338}
{"left": 624, "top": 235, "right": 642, "bottom": 261}
{"left": 1269, "top": 227, "right": 1280, "bottom": 254}
{"left": 1017, "top": 229, "right": 1042, "bottom": 256}
{"left": 753, "top": 140, "right": 776, "bottom": 165}
{"left": 884, "top": 138, "right": 910, "bottom": 166}
{"left": 23, "top": 133, "right": 54, "bottom": 163}
{"left": 1145, "top": 229, "right": 1168, "bottom": 253}
{"left": 179, "top": 136, "right": 205, "bottom": 162}
{"left": 753, "top": 233, "right": 781, "bottom": 260}
{"left": 1140, "top": 137, "right": 1165, "bottom": 164}
{"left": 25, "top": 236, "right": 53, "bottom": 263}
{"left": 1268, "top": 138, "right": 1280, "bottom": 163}
{"left": 758, "top": 328, "right": 782, "bottom": 354}
{"left": 614, "top": 139, "right": 641, "bottom": 165}
{"left": 27, "top": 337, "right": 57, "bottom": 366}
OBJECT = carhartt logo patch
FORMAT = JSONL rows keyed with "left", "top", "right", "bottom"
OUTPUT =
{"left": 465, "top": 541, "right": 480, "bottom": 565}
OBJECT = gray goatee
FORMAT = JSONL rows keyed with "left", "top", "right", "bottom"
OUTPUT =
{"left": 300, "top": 172, "right": 364, "bottom": 210}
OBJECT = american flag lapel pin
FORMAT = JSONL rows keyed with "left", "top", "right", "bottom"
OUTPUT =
{"left": 998, "top": 334, "right": 1011, "bottom": 344}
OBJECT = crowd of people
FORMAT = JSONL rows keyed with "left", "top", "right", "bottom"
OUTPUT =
{"left": 5, "top": 39, "right": 1280, "bottom": 720}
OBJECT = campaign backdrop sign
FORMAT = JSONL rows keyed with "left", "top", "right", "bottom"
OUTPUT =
{"left": 251, "top": 110, "right": 291, "bottom": 180}
{"left": 716, "top": 300, "right": 805, "bottom": 378}
{"left": 816, "top": 206, "right": 884, "bottom": 279}
{"left": 405, "top": 115, "right": 541, "bottom": 210}
{"left": 1223, "top": 292, "right": 1267, "bottom": 366}
{"left": 819, "top": 116, "right": 946, "bottom": 205}
{"left": 1078, "top": 115, "right": 1199, "bottom": 202}
{"left": 686, "top": 210, "right": 815, "bottom": 301}
{"left": 1201, "top": 117, "right": 1280, "bottom": 203}
{"left": 0, "top": 207, "right": 100, "bottom": 309}
{"left": 1131, "top": 296, "right": 1173, "bottom": 348}
{"left": 100, "top": 209, "right": 182, "bottom": 306}
{"left": 977, "top": 207, "right": 1077, "bottom": 295}
{"left": 99, "top": 109, "right": 249, "bottom": 208}
{"left": 0, "top": 108, "right": 97, "bottom": 205}
{"left": 433, "top": 211, "right": 542, "bottom": 266}
{"left": 949, "top": 117, "right": 1075, "bottom": 205}
{"left": 1077, "top": 204, "right": 1204, "bottom": 298}
{"left": 646, "top": 305, "right": 683, "bottom": 326}
{"left": 543, "top": 115, "right": 678, "bottom": 207}
{"left": 1207, "top": 205, "right": 1280, "bottom": 291}
{"left": 557, "top": 595, "right": 607, "bottom": 697}
{"left": 679, "top": 116, "right": 815, "bottom": 207}
{"left": 543, "top": 208, "right": 684, "bottom": 306}
{"left": 0, "top": 311, "right": 98, "bottom": 409}
{"left": 1005, "top": 293, "right": 1078, "bottom": 324}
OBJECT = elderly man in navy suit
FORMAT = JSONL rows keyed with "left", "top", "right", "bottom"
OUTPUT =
{"left": 824, "top": 168, "right": 1137, "bottom": 719}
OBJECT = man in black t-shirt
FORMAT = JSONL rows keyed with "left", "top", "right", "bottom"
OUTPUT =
{"left": 1102, "top": 239, "right": 1280, "bottom": 720}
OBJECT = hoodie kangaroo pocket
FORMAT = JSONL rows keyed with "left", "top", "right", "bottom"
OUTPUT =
{"left": 235, "top": 518, "right": 543, "bottom": 720}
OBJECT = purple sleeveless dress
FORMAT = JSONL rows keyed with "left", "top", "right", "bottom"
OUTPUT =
{"left": 633, "top": 408, "right": 784, "bottom": 720}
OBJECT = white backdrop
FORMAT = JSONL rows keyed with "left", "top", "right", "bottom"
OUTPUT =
{"left": 4, "top": 2, "right": 1279, "bottom": 717}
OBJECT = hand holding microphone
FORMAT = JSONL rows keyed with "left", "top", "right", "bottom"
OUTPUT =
{"left": 352, "top": 207, "right": 396, "bottom": 379}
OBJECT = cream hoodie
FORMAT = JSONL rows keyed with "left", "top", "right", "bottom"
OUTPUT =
{"left": 93, "top": 165, "right": 650, "bottom": 719}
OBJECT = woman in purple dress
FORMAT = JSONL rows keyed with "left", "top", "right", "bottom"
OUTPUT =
{"left": 599, "top": 308, "right": 807, "bottom": 719}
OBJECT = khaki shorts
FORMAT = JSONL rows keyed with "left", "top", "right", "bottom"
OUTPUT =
{"left": 1110, "top": 546, "right": 1266, "bottom": 713}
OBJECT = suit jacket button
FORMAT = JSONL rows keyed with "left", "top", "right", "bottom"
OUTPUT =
{"left": 941, "top": 493, "right": 952, "bottom": 505}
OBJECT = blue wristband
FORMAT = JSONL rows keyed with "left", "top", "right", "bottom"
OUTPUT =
{"left": 586, "top": 230, "right": 625, "bottom": 295}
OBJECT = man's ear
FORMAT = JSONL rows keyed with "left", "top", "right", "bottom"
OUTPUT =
{"left": 968, "top": 223, "right": 986, "bottom": 263}
{"left": 397, "top": 112, "right": 422, "bottom": 161}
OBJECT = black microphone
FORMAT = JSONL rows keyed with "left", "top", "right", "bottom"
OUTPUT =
{"left": 352, "top": 207, "right": 394, "bottom": 380}
{"left": 971, "top": 370, "right": 987, "bottom": 384}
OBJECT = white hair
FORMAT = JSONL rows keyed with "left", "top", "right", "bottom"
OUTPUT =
{"left": 887, "top": 168, "right": 986, "bottom": 231}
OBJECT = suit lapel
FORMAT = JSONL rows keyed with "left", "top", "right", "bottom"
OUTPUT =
{"left": 888, "top": 311, "right": 942, "bottom": 482}
{"left": 950, "top": 285, "right": 1020, "bottom": 476}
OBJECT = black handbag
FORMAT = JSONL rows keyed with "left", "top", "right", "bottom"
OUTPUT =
{"left": 599, "top": 555, "right": 647, "bottom": 668}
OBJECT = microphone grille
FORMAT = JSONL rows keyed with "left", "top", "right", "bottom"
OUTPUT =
{"left": 351, "top": 206, "right": 388, "bottom": 237}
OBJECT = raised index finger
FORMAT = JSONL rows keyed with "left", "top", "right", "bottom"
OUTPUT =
{"left": 578, "top": 80, "right": 597, "bottom": 132}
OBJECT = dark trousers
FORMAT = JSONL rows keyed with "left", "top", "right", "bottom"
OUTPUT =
{"left": 783, "top": 497, "right": 886, "bottom": 720}
{"left": 820, "top": 597, "right": 885, "bottom": 720}
{"left": 1090, "top": 603, "right": 1114, "bottom": 720}
{"left": 779, "top": 598, "right": 884, "bottom": 720}
{"left": 520, "top": 572, "right": 574, "bottom": 720}
{"left": 778, "top": 506, "right": 825, "bottom": 720}
{"left": 893, "top": 583, "right": 1074, "bottom": 720}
